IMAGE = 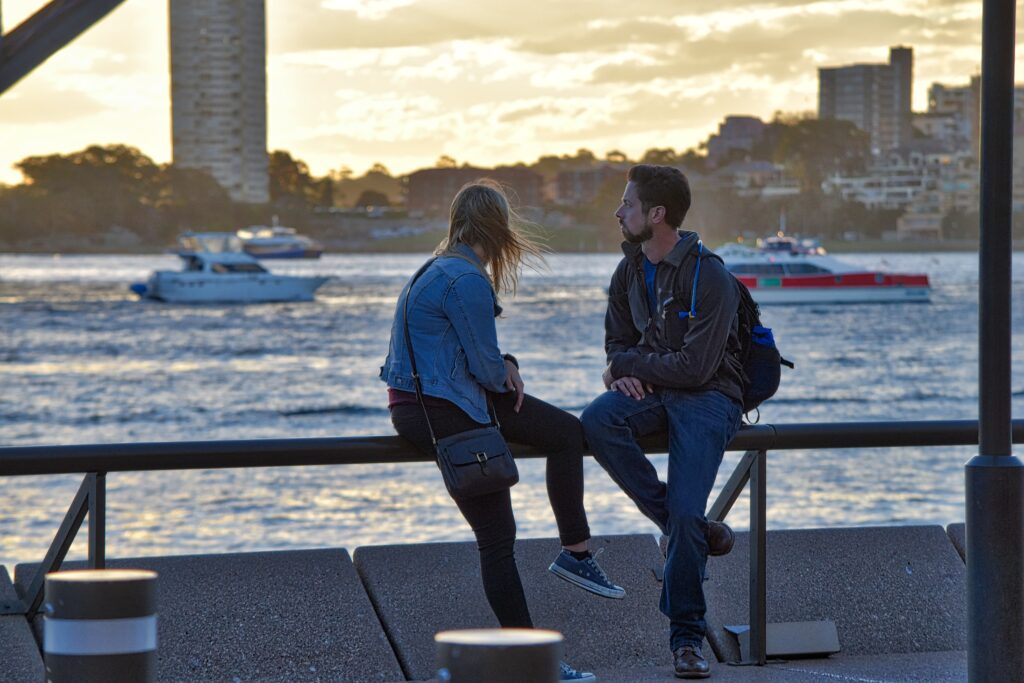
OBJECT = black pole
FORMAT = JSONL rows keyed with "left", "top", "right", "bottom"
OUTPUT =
{"left": 966, "top": 0, "right": 1023, "bottom": 677}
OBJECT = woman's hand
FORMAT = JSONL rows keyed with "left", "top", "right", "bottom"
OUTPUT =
{"left": 504, "top": 359, "right": 525, "bottom": 413}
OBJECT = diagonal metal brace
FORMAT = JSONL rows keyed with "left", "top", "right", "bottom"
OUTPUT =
{"left": 0, "top": 0, "right": 128, "bottom": 95}
{"left": 17, "top": 473, "right": 93, "bottom": 615}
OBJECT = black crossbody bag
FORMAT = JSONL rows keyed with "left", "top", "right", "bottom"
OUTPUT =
{"left": 402, "top": 258, "right": 519, "bottom": 500}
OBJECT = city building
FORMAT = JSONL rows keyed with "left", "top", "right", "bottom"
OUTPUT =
{"left": 405, "top": 167, "right": 544, "bottom": 216}
{"left": 706, "top": 116, "right": 766, "bottom": 168}
{"left": 822, "top": 142, "right": 980, "bottom": 239}
{"left": 555, "top": 165, "right": 626, "bottom": 205}
{"left": 711, "top": 160, "right": 801, "bottom": 198}
{"left": 170, "top": 0, "right": 269, "bottom": 204}
{"left": 818, "top": 46, "right": 913, "bottom": 155}
{"left": 927, "top": 77, "right": 981, "bottom": 158}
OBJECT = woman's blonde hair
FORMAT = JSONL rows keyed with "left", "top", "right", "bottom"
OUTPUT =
{"left": 437, "top": 179, "right": 544, "bottom": 294}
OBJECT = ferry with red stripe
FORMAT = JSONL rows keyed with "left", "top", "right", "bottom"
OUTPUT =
{"left": 718, "top": 237, "right": 930, "bottom": 305}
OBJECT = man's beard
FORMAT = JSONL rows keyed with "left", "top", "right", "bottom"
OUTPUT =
{"left": 621, "top": 219, "right": 654, "bottom": 244}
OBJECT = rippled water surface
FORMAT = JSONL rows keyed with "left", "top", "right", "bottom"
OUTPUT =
{"left": 2, "top": 251, "right": 1022, "bottom": 574}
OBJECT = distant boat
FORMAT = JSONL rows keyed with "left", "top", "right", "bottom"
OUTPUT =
{"left": 131, "top": 232, "right": 329, "bottom": 303}
{"left": 718, "top": 236, "right": 930, "bottom": 305}
{"left": 236, "top": 225, "right": 324, "bottom": 259}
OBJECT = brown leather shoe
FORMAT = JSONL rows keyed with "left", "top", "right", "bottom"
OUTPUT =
{"left": 707, "top": 521, "right": 735, "bottom": 556}
{"left": 673, "top": 645, "right": 711, "bottom": 679}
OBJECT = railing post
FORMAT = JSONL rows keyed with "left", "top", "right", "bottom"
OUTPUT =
{"left": 88, "top": 472, "right": 106, "bottom": 569}
{"left": 748, "top": 449, "right": 767, "bottom": 665}
{"left": 968, "top": 0, "right": 1022, "bottom": 678}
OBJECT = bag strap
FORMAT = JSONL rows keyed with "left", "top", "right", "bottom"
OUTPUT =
{"left": 670, "top": 240, "right": 706, "bottom": 319}
{"left": 402, "top": 256, "right": 500, "bottom": 448}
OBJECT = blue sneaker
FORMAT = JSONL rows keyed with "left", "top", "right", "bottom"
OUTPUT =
{"left": 560, "top": 660, "right": 597, "bottom": 682}
{"left": 548, "top": 548, "right": 625, "bottom": 599}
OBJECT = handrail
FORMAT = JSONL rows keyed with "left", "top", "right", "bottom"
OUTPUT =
{"left": 2, "top": 419, "right": 1022, "bottom": 476}
{"left": 3, "top": 418, "right": 1023, "bottom": 665}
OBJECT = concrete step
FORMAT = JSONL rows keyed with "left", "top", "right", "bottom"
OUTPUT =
{"left": 355, "top": 533, "right": 668, "bottom": 681}
{"left": 701, "top": 525, "right": 967, "bottom": 663}
{"left": 0, "top": 566, "right": 44, "bottom": 683}
{"left": 16, "top": 549, "right": 404, "bottom": 683}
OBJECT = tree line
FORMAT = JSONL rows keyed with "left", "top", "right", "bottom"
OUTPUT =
{"left": 0, "top": 113, "right": 999, "bottom": 251}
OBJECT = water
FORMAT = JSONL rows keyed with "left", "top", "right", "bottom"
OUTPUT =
{"left": 2, "top": 251, "right": 1022, "bottom": 575}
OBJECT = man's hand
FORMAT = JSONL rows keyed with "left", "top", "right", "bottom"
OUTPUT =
{"left": 602, "top": 364, "right": 615, "bottom": 389}
{"left": 504, "top": 359, "right": 525, "bottom": 413}
{"left": 610, "top": 375, "right": 655, "bottom": 400}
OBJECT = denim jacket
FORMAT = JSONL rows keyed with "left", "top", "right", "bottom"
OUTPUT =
{"left": 379, "top": 243, "right": 508, "bottom": 424}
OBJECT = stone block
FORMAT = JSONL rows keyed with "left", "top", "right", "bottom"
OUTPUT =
{"left": 702, "top": 526, "right": 966, "bottom": 663}
{"left": 946, "top": 523, "right": 966, "bottom": 562}
{"left": 0, "top": 567, "right": 44, "bottom": 683}
{"left": 355, "top": 534, "right": 667, "bottom": 681}
{"left": 16, "top": 549, "right": 403, "bottom": 683}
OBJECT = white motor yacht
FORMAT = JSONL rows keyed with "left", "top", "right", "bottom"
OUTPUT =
{"left": 131, "top": 232, "right": 329, "bottom": 303}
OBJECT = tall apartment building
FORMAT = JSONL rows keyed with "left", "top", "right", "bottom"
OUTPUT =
{"left": 927, "top": 76, "right": 981, "bottom": 157}
{"left": 818, "top": 46, "right": 913, "bottom": 155}
{"left": 170, "top": 0, "right": 269, "bottom": 204}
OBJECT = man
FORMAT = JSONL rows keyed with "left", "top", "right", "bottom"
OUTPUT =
{"left": 581, "top": 164, "right": 744, "bottom": 679}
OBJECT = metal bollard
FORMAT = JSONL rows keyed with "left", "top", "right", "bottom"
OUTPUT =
{"left": 43, "top": 569, "right": 158, "bottom": 683}
{"left": 436, "top": 628, "right": 562, "bottom": 683}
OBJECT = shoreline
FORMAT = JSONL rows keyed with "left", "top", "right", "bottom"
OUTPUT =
{"left": 1, "top": 238, "right": 1020, "bottom": 256}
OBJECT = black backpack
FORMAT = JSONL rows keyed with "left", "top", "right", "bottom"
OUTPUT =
{"left": 680, "top": 242, "right": 793, "bottom": 420}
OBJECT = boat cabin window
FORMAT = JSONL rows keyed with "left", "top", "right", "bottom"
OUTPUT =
{"left": 184, "top": 256, "right": 202, "bottom": 272}
{"left": 784, "top": 263, "right": 829, "bottom": 274}
{"left": 211, "top": 262, "right": 267, "bottom": 273}
{"left": 727, "top": 263, "right": 786, "bottom": 276}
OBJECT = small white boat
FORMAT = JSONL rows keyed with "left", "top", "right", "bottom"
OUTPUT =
{"left": 236, "top": 225, "right": 323, "bottom": 259}
{"left": 718, "top": 236, "right": 930, "bottom": 305}
{"left": 131, "top": 232, "right": 329, "bottom": 303}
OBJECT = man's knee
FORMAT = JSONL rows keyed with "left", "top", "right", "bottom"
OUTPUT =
{"left": 581, "top": 393, "right": 622, "bottom": 433}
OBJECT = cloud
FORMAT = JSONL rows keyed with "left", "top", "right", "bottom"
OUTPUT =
{"left": 0, "top": 84, "right": 109, "bottom": 124}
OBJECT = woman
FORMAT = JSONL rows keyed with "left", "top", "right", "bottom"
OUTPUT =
{"left": 380, "top": 180, "right": 622, "bottom": 682}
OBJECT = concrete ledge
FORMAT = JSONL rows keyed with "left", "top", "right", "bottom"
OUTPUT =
{"left": 16, "top": 549, "right": 403, "bottom": 683}
{"left": 0, "top": 567, "right": 44, "bottom": 683}
{"left": 594, "top": 649, "right": 966, "bottom": 681}
{"left": 413, "top": 649, "right": 966, "bottom": 682}
{"left": 947, "top": 523, "right": 966, "bottom": 561}
{"left": 355, "top": 534, "right": 667, "bottom": 681}
{"left": 702, "top": 526, "right": 966, "bottom": 663}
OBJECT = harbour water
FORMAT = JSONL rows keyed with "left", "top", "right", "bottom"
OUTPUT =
{"left": 1, "top": 251, "right": 1022, "bottom": 575}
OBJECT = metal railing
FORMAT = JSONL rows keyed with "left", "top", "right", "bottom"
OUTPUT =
{"left": 2, "top": 418, "right": 1023, "bottom": 665}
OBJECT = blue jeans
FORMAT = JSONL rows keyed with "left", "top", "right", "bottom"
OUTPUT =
{"left": 581, "top": 388, "right": 741, "bottom": 650}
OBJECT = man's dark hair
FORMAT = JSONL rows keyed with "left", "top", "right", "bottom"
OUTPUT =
{"left": 627, "top": 164, "right": 691, "bottom": 228}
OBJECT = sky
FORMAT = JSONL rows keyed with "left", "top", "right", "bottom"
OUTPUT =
{"left": 0, "top": 0, "right": 1009, "bottom": 185}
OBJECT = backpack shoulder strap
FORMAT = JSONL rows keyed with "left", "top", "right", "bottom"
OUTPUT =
{"left": 672, "top": 240, "right": 722, "bottom": 318}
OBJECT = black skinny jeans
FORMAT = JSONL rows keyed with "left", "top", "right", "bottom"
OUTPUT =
{"left": 390, "top": 390, "right": 591, "bottom": 628}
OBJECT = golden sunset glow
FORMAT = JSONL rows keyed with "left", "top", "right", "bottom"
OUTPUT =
{"left": 0, "top": 0, "right": 1012, "bottom": 184}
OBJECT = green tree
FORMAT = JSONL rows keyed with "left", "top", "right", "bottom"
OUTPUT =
{"left": 354, "top": 189, "right": 390, "bottom": 208}
{"left": 640, "top": 148, "right": 679, "bottom": 165}
{"left": 153, "top": 166, "right": 234, "bottom": 237}
{"left": 754, "top": 115, "right": 870, "bottom": 191}
{"left": 268, "top": 150, "right": 317, "bottom": 206}
{"left": 605, "top": 150, "right": 629, "bottom": 164}
{"left": 13, "top": 144, "right": 163, "bottom": 238}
